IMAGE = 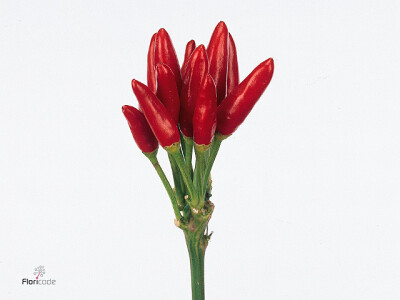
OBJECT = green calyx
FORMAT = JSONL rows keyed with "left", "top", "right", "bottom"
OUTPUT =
{"left": 164, "top": 141, "right": 181, "bottom": 153}
{"left": 143, "top": 148, "right": 158, "bottom": 162}
{"left": 194, "top": 142, "right": 211, "bottom": 152}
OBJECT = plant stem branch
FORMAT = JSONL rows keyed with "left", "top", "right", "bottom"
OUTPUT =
{"left": 171, "top": 148, "right": 197, "bottom": 207}
{"left": 183, "top": 135, "right": 194, "bottom": 179}
{"left": 145, "top": 151, "right": 182, "bottom": 221}
{"left": 202, "top": 134, "right": 224, "bottom": 197}
{"left": 168, "top": 153, "right": 185, "bottom": 209}
{"left": 194, "top": 145, "right": 206, "bottom": 206}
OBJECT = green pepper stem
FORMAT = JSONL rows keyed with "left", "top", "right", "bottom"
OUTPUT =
{"left": 182, "top": 135, "right": 194, "bottom": 179}
{"left": 171, "top": 148, "right": 197, "bottom": 207}
{"left": 186, "top": 232, "right": 206, "bottom": 300}
{"left": 202, "top": 134, "right": 225, "bottom": 197}
{"left": 193, "top": 147, "right": 204, "bottom": 191}
{"left": 168, "top": 153, "right": 185, "bottom": 210}
{"left": 194, "top": 145, "right": 208, "bottom": 207}
{"left": 145, "top": 151, "right": 182, "bottom": 221}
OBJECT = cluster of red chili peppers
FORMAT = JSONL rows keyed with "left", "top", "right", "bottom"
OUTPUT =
{"left": 122, "top": 20, "right": 273, "bottom": 235}
{"left": 123, "top": 21, "right": 274, "bottom": 299}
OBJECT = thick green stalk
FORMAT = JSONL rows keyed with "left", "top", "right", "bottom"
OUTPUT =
{"left": 181, "top": 200, "right": 214, "bottom": 300}
{"left": 184, "top": 222, "right": 209, "bottom": 300}
{"left": 187, "top": 236, "right": 205, "bottom": 300}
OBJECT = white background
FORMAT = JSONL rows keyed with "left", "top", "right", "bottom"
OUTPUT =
{"left": 1, "top": 0, "right": 400, "bottom": 299}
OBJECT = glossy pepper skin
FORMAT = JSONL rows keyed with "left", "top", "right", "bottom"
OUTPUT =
{"left": 147, "top": 33, "right": 157, "bottom": 94}
{"left": 207, "top": 21, "right": 229, "bottom": 105}
{"left": 193, "top": 74, "right": 217, "bottom": 146}
{"left": 181, "top": 40, "right": 196, "bottom": 78}
{"left": 132, "top": 79, "right": 180, "bottom": 148}
{"left": 179, "top": 45, "right": 209, "bottom": 137}
{"left": 227, "top": 33, "right": 239, "bottom": 96}
{"left": 122, "top": 105, "right": 159, "bottom": 153}
{"left": 217, "top": 58, "right": 274, "bottom": 136}
{"left": 156, "top": 63, "right": 180, "bottom": 125}
{"left": 155, "top": 28, "right": 182, "bottom": 94}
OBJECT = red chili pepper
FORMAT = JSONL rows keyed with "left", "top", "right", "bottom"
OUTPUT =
{"left": 155, "top": 28, "right": 182, "bottom": 94}
{"left": 181, "top": 40, "right": 196, "bottom": 78}
{"left": 207, "top": 21, "right": 229, "bottom": 105}
{"left": 156, "top": 63, "right": 180, "bottom": 125}
{"left": 131, "top": 79, "right": 180, "bottom": 148}
{"left": 122, "top": 105, "right": 159, "bottom": 153}
{"left": 217, "top": 58, "right": 274, "bottom": 136}
{"left": 179, "top": 45, "right": 209, "bottom": 137}
{"left": 227, "top": 33, "right": 239, "bottom": 96}
{"left": 147, "top": 33, "right": 157, "bottom": 94}
{"left": 193, "top": 74, "right": 217, "bottom": 146}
